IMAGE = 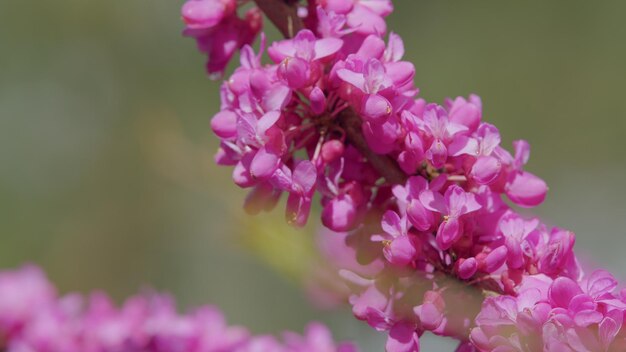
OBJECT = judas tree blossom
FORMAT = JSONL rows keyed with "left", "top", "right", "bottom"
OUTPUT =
{"left": 0, "top": 266, "right": 358, "bottom": 352}
{"left": 182, "top": 0, "right": 262, "bottom": 77}
{"left": 175, "top": 0, "right": 623, "bottom": 351}
{"left": 472, "top": 272, "right": 626, "bottom": 351}
{"left": 181, "top": 0, "right": 236, "bottom": 29}
{"left": 269, "top": 29, "right": 343, "bottom": 88}
{"left": 419, "top": 185, "right": 481, "bottom": 250}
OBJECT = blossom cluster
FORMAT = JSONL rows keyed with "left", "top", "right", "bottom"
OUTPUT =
{"left": 0, "top": 266, "right": 357, "bottom": 352}
{"left": 472, "top": 271, "right": 626, "bottom": 351}
{"left": 183, "top": 0, "right": 625, "bottom": 351}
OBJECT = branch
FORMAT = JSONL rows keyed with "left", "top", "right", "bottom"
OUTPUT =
{"left": 253, "top": 0, "right": 304, "bottom": 38}
{"left": 254, "top": 0, "right": 408, "bottom": 185}
{"left": 337, "top": 110, "right": 408, "bottom": 185}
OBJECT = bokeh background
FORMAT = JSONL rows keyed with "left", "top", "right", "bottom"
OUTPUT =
{"left": 1, "top": 1, "right": 626, "bottom": 350}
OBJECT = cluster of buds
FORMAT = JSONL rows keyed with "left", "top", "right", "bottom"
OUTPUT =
{"left": 0, "top": 266, "right": 357, "bottom": 352}
{"left": 183, "top": 0, "right": 626, "bottom": 351}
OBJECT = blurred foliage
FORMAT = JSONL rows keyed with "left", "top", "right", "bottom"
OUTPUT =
{"left": 1, "top": 1, "right": 625, "bottom": 350}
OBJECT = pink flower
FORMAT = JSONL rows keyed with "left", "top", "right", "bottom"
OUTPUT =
{"left": 183, "top": 7, "right": 262, "bottom": 78}
{"left": 337, "top": 58, "right": 394, "bottom": 123}
{"left": 0, "top": 266, "right": 358, "bottom": 352}
{"left": 372, "top": 210, "right": 417, "bottom": 266}
{"left": 385, "top": 321, "right": 419, "bottom": 352}
{"left": 413, "top": 104, "right": 472, "bottom": 168}
{"left": 419, "top": 185, "right": 481, "bottom": 250}
{"left": 269, "top": 29, "right": 343, "bottom": 88}
{"left": 181, "top": 0, "right": 236, "bottom": 29}
{"left": 285, "top": 160, "right": 318, "bottom": 226}
{"left": 499, "top": 140, "right": 548, "bottom": 207}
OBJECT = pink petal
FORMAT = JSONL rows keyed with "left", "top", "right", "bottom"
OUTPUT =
{"left": 458, "top": 257, "right": 478, "bottom": 280}
{"left": 406, "top": 176, "right": 429, "bottom": 198}
{"left": 314, "top": 37, "right": 344, "bottom": 60}
{"left": 470, "top": 155, "right": 502, "bottom": 185}
{"left": 383, "top": 235, "right": 416, "bottom": 266}
{"left": 397, "top": 150, "right": 420, "bottom": 175}
{"left": 449, "top": 99, "right": 481, "bottom": 132}
{"left": 549, "top": 277, "right": 583, "bottom": 308}
{"left": 385, "top": 61, "right": 414, "bottom": 87}
{"left": 362, "top": 121, "right": 398, "bottom": 154}
{"left": 268, "top": 40, "right": 296, "bottom": 63}
{"left": 404, "top": 131, "right": 424, "bottom": 160}
{"left": 482, "top": 246, "right": 508, "bottom": 273}
{"left": 292, "top": 160, "right": 317, "bottom": 193}
{"left": 356, "top": 35, "right": 386, "bottom": 59}
{"left": 286, "top": 192, "right": 311, "bottom": 227}
{"left": 414, "top": 302, "right": 443, "bottom": 331}
{"left": 337, "top": 69, "right": 366, "bottom": 92}
{"left": 257, "top": 111, "right": 281, "bottom": 136}
{"left": 505, "top": 171, "right": 548, "bottom": 207}
{"left": 236, "top": 113, "right": 258, "bottom": 145}
{"left": 262, "top": 84, "right": 292, "bottom": 111}
{"left": 309, "top": 87, "right": 326, "bottom": 115}
{"left": 436, "top": 217, "right": 462, "bottom": 250}
{"left": 210, "top": 110, "right": 238, "bottom": 139}
{"left": 573, "top": 309, "right": 603, "bottom": 327}
{"left": 320, "top": 140, "right": 344, "bottom": 163}
{"left": 477, "top": 123, "right": 500, "bottom": 155}
{"left": 363, "top": 59, "right": 391, "bottom": 93}
{"left": 386, "top": 322, "right": 419, "bottom": 352}
{"left": 322, "top": 196, "right": 358, "bottom": 232}
{"left": 407, "top": 200, "right": 434, "bottom": 231}
{"left": 418, "top": 190, "right": 447, "bottom": 214}
{"left": 240, "top": 45, "right": 260, "bottom": 70}
{"left": 448, "top": 136, "right": 479, "bottom": 157}
{"left": 513, "top": 140, "right": 530, "bottom": 168}
{"left": 586, "top": 270, "right": 618, "bottom": 298}
{"left": 361, "top": 94, "right": 392, "bottom": 123}
{"left": 322, "top": 0, "right": 354, "bottom": 14}
{"left": 445, "top": 185, "right": 481, "bottom": 216}
{"left": 232, "top": 160, "right": 254, "bottom": 188}
{"left": 446, "top": 122, "right": 469, "bottom": 137}
{"left": 277, "top": 56, "right": 310, "bottom": 89}
{"left": 347, "top": 5, "right": 387, "bottom": 35}
{"left": 364, "top": 307, "right": 391, "bottom": 331}
{"left": 505, "top": 237, "right": 524, "bottom": 269}
{"left": 425, "top": 139, "right": 447, "bottom": 169}
{"left": 359, "top": 0, "right": 393, "bottom": 16}
{"left": 250, "top": 147, "right": 280, "bottom": 179}
{"left": 599, "top": 317, "right": 621, "bottom": 349}
{"left": 292, "top": 29, "right": 317, "bottom": 60}
{"left": 244, "top": 183, "right": 280, "bottom": 215}
{"left": 384, "top": 32, "right": 404, "bottom": 62}
{"left": 181, "top": 0, "right": 227, "bottom": 29}
{"left": 381, "top": 210, "right": 403, "bottom": 238}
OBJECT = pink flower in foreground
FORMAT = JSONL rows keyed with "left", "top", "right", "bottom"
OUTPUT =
{"left": 0, "top": 266, "right": 359, "bottom": 352}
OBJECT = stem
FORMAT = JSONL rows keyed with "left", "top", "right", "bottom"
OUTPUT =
{"left": 336, "top": 110, "right": 408, "bottom": 185}
{"left": 254, "top": 0, "right": 408, "bottom": 185}
{"left": 253, "top": 0, "right": 304, "bottom": 38}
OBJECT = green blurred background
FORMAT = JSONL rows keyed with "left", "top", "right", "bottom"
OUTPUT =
{"left": 1, "top": 1, "right": 626, "bottom": 350}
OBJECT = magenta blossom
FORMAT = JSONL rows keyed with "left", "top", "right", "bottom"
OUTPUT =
{"left": 0, "top": 266, "right": 359, "bottom": 352}
{"left": 419, "top": 185, "right": 481, "bottom": 250}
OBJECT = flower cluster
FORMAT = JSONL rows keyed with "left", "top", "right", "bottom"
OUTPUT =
{"left": 472, "top": 271, "right": 626, "bottom": 351}
{"left": 184, "top": 0, "right": 624, "bottom": 351}
{"left": 0, "top": 266, "right": 357, "bottom": 352}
